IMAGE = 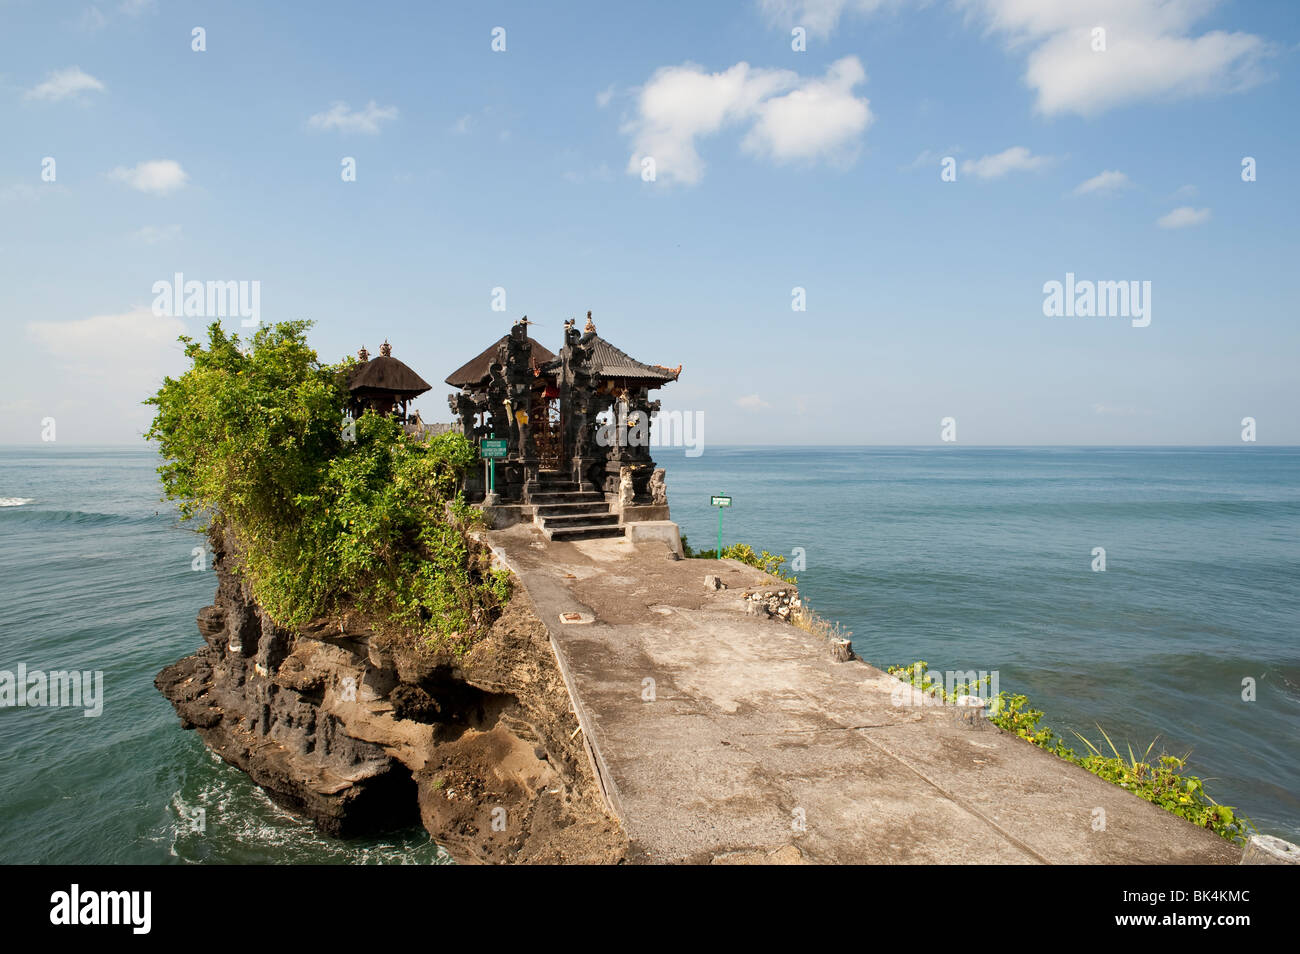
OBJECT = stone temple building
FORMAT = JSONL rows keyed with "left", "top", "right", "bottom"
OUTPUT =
{"left": 444, "top": 312, "right": 682, "bottom": 544}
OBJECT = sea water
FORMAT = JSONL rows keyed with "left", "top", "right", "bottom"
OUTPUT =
{"left": 0, "top": 444, "right": 1295, "bottom": 862}
{"left": 666, "top": 445, "right": 1300, "bottom": 844}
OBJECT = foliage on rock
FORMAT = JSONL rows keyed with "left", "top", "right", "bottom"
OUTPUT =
{"left": 681, "top": 536, "right": 796, "bottom": 583}
{"left": 145, "top": 320, "right": 509, "bottom": 651}
{"left": 886, "top": 661, "right": 1254, "bottom": 843}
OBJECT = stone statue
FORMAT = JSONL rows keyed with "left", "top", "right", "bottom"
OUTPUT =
{"left": 650, "top": 468, "right": 667, "bottom": 505}
{"left": 448, "top": 392, "right": 477, "bottom": 435}
{"left": 558, "top": 318, "right": 602, "bottom": 488}
{"left": 485, "top": 360, "right": 509, "bottom": 443}
{"left": 504, "top": 319, "right": 536, "bottom": 460}
{"left": 618, "top": 467, "right": 635, "bottom": 507}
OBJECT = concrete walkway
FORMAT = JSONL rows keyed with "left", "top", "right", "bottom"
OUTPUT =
{"left": 486, "top": 524, "right": 1240, "bottom": 865}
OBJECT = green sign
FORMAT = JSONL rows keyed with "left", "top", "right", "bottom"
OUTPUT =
{"left": 481, "top": 439, "right": 508, "bottom": 459}
{"left": 711, "top": 493, "right": 731, "bottom": 558}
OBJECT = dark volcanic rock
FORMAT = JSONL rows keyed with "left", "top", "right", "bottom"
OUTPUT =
{"left": 155, "top": 527, "right": 626, "bottom": 863}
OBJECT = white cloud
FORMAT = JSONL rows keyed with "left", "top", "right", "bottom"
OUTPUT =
{"left": 908, "top": 148, "right": 939, "bottom": 168}
{"left": 1157, "top": 206, "right": 1211, "bottom": 229}
{"left": 759, "top": 1, "right": 1269, "bottom": 116}
{"left": 563, "top": 163, "right": 614, "bottom": 184}
{"left": 960, "top": 145, "right": 1052, "bottom": 180}
{"left": 1073, "top": 169, "right": 1130, "bottom": 195}
{"left": 79, "top": 7, "right": 109, "bottom": 31}
{"left": 0, "top": 184, "right": 41, "bottom": 202}
{"left": 735, "top": 394, "right": 771, "bottom": 410}
{"left": 957, "top": 0, "right": 1270, "bottom": 116}
{"left": 596, "top": 85, "right": 615, "bottom": 108}
{"left": 27, "top": 308, "right": 183, "bottom": 368}
{"left": 743, "top": 56, "right": 872, "bottom": 163}
{"left": 906, "top": 147, "right": 961, "bottom": 170}
{"left": 757, "top": 0, "right": 906, "bottom": 39}
{"left": 130, "top": 224, "right": 182, "bottom": 243}
{"left": 624, "top": 62, "right": 789, "bottom": 186}
{"left": 77, "top": 1, "right": 154, "bottom": 31}
{"left": 19, "top": 307, "right": 188, "bottom": 442}
{"left": 24, "top": 67, "right": 105, "bottom": 102}
{"left": 109, "top": 160, "right": 188, "bottom": 195}
{"left": 623, "top": 56, "right": 871, "bottom": 185}
{"left": 26, "top": 308, "right": 187, "bottom": 397}
{"left": 307, "top": 100, "right": 398, "bottom": 134}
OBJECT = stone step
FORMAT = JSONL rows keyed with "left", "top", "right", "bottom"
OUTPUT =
{"left": 534, "top": 501, "right": 611, "bottom": 517}
{"left": 547, "top": 524, "right": 627, "bottom": 542}
{"left": 541, "top": 513, "right": 620, "bottom": 529}
{"left": 530, "top": 491, "right": 605, "bottom": 505}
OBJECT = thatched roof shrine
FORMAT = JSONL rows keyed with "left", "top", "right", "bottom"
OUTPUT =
{"left": 444, "top": 333, "right": 558, "bottom": 389}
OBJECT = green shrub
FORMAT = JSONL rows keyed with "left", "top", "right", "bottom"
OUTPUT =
{"left": 682, "top": 536, "right": 796, "bottom": 583}
{"left": 1070, "top": 727, "right": 1247, "bottom": 839}
{"left": 146, "top": 320, "right": 508, "bottom": 652}
{"left": 885, "top": 661, "right": 1254, "bottom": 843}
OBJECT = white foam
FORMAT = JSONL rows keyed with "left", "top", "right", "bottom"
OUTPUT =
{"left": 0, "top": 497, "right": 34, "bottom": 507}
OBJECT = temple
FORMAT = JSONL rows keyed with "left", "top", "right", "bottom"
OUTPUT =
{"left": 444, "top": 312, "right": 682, "bottom": 544}
{"left": 348, "top": 340, "right": 432, "bottom": 431}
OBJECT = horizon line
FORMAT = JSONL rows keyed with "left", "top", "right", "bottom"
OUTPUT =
{"left": 3, "top": 443, "right": 1297, "bottom": 450}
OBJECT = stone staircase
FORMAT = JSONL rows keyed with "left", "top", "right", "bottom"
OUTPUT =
{"left": 529, "top": 471, "right": 625, "bottom": 542}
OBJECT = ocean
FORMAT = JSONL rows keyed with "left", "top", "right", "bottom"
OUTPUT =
{"left": 0, "top": 446, "right": 448, "bottom": 864}
{"left": 1, "top": 444, "right": 1296, "bottom": 863}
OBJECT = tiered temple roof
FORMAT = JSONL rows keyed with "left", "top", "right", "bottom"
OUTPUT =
{"left": 443, "top": 313, "right": 681, "bottom": 504}
{"left": 444, "top": 332, "right": 557, "bottom": 390}
{"left": 348, "top": 341, "right": 432, "bottom": 402}
{"left": 531, "top": 314, "right": 681, "bottom": 386}
{"left": 583, "top": 336, "right": 680, "bottom": 384}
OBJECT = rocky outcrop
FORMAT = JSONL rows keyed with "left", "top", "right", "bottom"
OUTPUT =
{"left": 741, "top": 586, "right": 799, "bottom": 620}
{"left": 155, "top": 529, "right": 626, "bottom": 864}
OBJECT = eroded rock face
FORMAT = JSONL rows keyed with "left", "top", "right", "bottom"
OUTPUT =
{"left": 155, "top": 529, "right": 626, "bottom": 864}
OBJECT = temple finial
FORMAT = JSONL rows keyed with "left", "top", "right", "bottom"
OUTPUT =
{"left": 380, "top": 340, "right": 392, "bottom": 357}
{"left": 358, "top": 345, "right": 369, "bottom": 361}
{"left": 584, "top": 310, "right": 596, "bottom": 334}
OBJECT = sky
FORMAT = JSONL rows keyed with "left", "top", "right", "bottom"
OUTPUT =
{"left": 1, "top": 0, "right": 1297, "bottom": 445}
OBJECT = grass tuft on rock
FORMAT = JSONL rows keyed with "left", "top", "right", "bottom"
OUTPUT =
{"left": 886, "top": 661, "right": 1255, "bottom": 843}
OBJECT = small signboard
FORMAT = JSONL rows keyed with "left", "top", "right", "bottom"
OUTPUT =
{"left": 711, "top": 495, "right": 732, "bottom": 508}
{"left": 481, "top": 439, "right": 508, "bottom": 459}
